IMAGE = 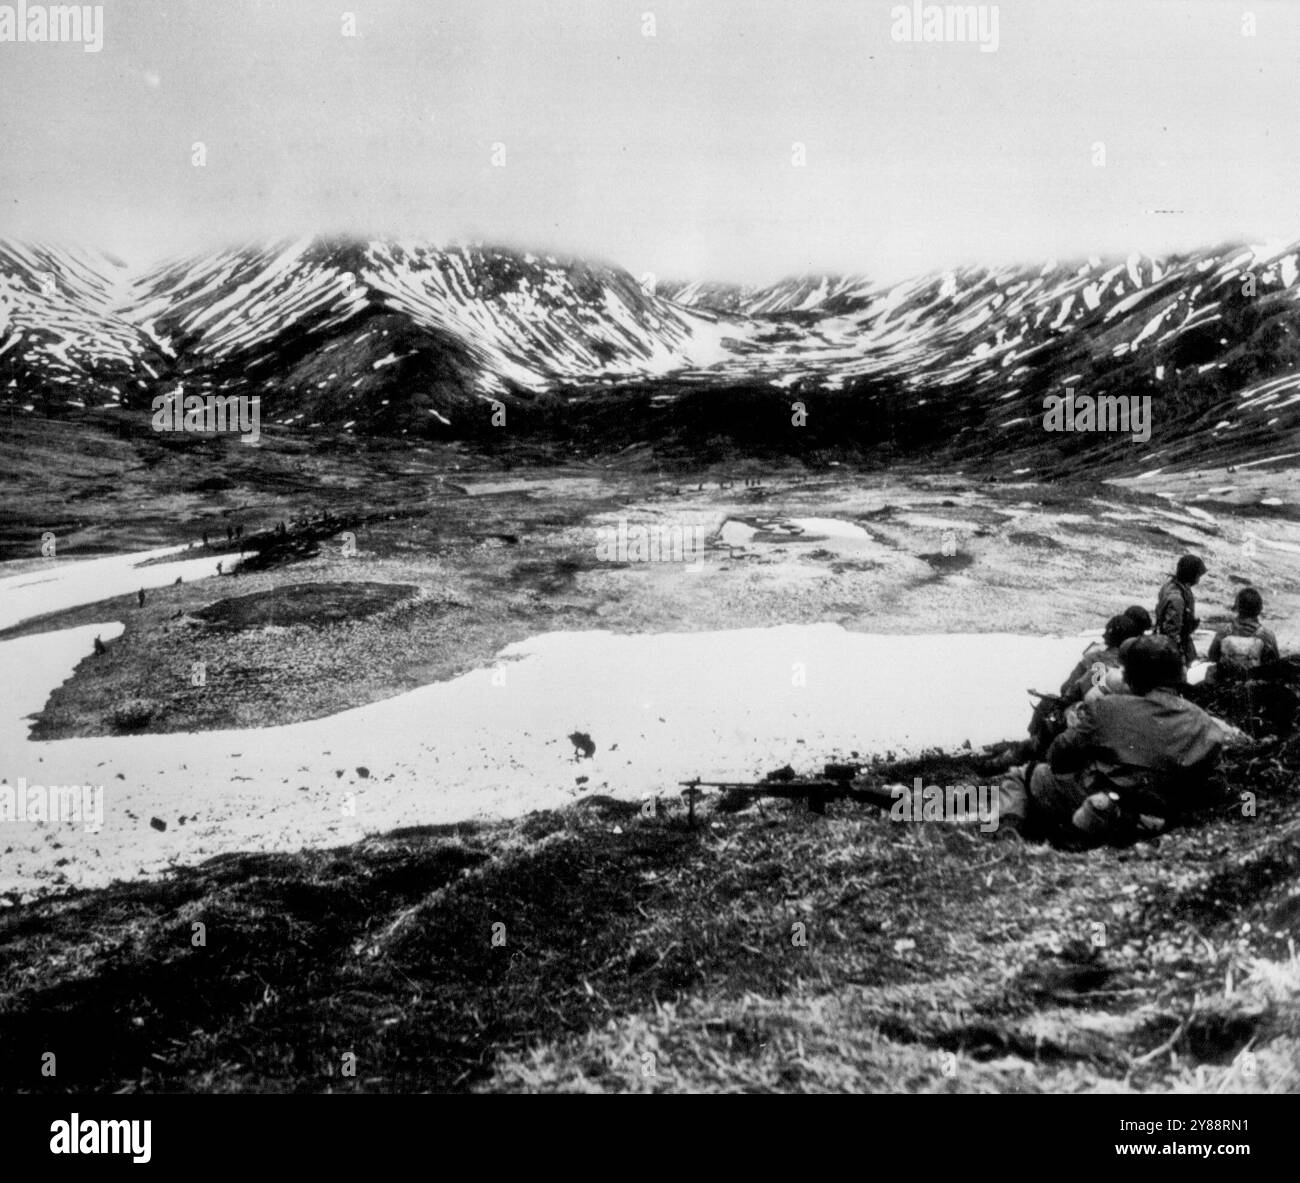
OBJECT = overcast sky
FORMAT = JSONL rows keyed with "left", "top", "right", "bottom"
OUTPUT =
{"left": 1, "top": 0, "right": 1298, "bottom": 282}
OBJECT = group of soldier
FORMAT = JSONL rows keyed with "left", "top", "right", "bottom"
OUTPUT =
{"left": 1001, "top": 553, "right": 1286, "bottom": 847}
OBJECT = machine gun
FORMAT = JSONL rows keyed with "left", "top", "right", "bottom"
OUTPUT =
{"left": 678, "top": 763, "right": 901, "bottom": 822}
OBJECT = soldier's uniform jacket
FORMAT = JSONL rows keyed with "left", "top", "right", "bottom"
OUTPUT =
{"left": 1046, "top": 688, "right": 1226, "bottom": 817}
{"left": 1058, "top": 642, "right": 1119, "bottom": 703}
{"left": 1154, "top": 577, "right": 1198, "bottom": 664}
{"left": 1208, "top": 617, "right": 1280, "bottom": 673}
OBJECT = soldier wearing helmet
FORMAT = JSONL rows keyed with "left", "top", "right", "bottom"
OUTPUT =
{"left": 1154, "top": 554, "right": 1207, "bottom": 665}
{"left": 1000, "top": 636, "right": 1229, "bottom": 843}
{"left": 1207, "top": 587, "right": 1279, "bottom": 675}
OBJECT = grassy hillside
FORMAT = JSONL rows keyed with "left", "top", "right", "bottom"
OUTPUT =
{"left": 1, "top": 718, "right": 1297, "bottom": 1093}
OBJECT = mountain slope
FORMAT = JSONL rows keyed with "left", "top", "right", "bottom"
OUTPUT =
{"left": 0, "top": 242, "right": 160, "bottom": 409}
{"left": 111, "top": 238, "right": 737, "bottom": 433}
{"left": 3, "top": 235, "right": 1299, "bottom": 471}
{"left": 656, "top": 243, "right": 1300, "bottom": 473}
{"left": 660, "top": 274, "right": 877, "bottom": 316}
{"left": 367, "top": 242, "right": 733, "bottom": 392}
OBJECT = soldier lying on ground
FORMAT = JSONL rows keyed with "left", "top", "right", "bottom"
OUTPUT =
{"left": 1001, "top": 636, "right": 1233, "bottom": 847}
{"left": 1026, "top": 612, "right": 1144, "bottom": 758}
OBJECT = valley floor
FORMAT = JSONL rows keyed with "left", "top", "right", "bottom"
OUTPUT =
{"left": 1, "top": 423, "right": 1298, "bottom": 1091}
